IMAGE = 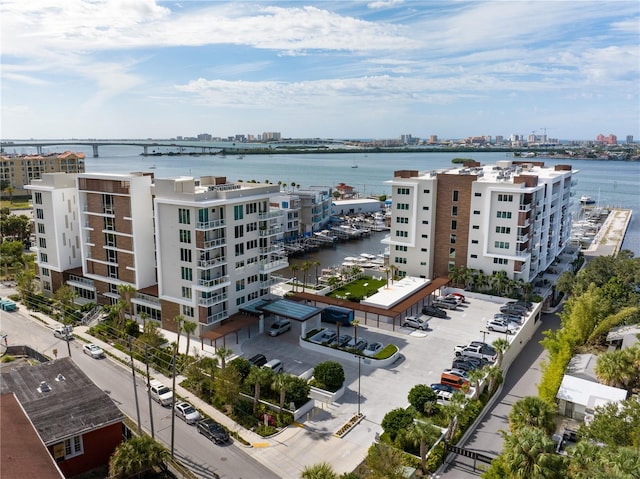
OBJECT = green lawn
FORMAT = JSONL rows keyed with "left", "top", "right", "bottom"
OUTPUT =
{"left": 328, "top": 277, "right": 387, "bottom": 301}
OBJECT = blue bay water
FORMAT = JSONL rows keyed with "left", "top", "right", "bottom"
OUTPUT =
{"left": 28, "top": 146, "right": 640, "bottom": 255}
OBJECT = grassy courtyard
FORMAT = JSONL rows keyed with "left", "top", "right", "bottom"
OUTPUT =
{"left": 328, "top": 276, "right": 387, "bottom": 302}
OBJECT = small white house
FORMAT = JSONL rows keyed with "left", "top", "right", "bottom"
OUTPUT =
{"left": 556, "top": 375, "right": 627, "bottom": 421}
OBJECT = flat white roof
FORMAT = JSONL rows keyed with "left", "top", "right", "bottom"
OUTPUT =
{"left": 360, "top": 276, "right": 431, "bottom": 309}
{"left": 557, "top": 375, "right": 627, "bottom": 409}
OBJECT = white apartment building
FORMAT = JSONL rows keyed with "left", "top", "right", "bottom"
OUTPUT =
{"left": 384, "top": 160, "right": 576, "bottom": 283}
{"left": 25, "top": 173, "right": 81, "bottom": 296}
{"left": 153, "top": 176, "right": 287, "bottom": 335}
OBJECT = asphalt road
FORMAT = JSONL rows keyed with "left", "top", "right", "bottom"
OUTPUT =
{"left": 0, "top": 304, "right": 279, "bottom": 479}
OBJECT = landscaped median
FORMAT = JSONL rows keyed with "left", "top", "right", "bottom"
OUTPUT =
{"left": 299, "top": 329, "right": 401, "bottom": 367}
{"left": 334, "top": 412, "right": 365, "bottom": 438}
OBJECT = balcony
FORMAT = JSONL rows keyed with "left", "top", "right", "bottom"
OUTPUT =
{"left": 259, "top": 227, "right": 281, "bottom": 237}
{"left": 199, "top": 237, "right": 226, "bottom": 250}
{"left": 260, "top": 278, "right": 279, "bottom": 289}
{"left": 198, "top": 256, "right": 226, "bottom": 268}
{"left": 516, "top": 234, "right": 529, "bottom": 243}
{"left": 197, "top": 275, "right": 230, "bottom": 290}
{"left": 198, "top": 292, "right": 227, "bottom": 306}
{"left": 67, "top": 275, "right": 95, "bottom": 288}
{"left": 260, "top": 245, "right": 285, "bottom": 255}
{"left": 518, "top": 203, "right": 531, "bottom": 213}
{"left": 205, "top": 310, "right": 229, "bottom": 325}
{"left": 133, "top": 292, "right": 161, "bottom": 306}
{"left": 259, "top": 258, "right": 289, "bottom": 273}
{"left": 258, "top": 210, "right": 284, "bottom": 220}
{"left": 195, "top": 218, "right": 225, "bottom": 230}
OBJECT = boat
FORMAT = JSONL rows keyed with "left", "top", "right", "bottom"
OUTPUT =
{"left": 149, "top": 165, "right": 157, "bottom": 169}
{"left": 580, "top": 195, "right": 596, "bottom": 205}
{"left": 351, "top": 159, "right": 358, "bottom": 168}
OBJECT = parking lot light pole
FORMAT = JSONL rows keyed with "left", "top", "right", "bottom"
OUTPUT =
{"left": 480, "top": 330, "right": 490, "bottom": 343}
{"left": 357, "top": 354, "right": 362, "bottom": 416}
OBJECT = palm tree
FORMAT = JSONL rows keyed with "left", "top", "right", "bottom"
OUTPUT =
{"left": 271, "top": 373, "right": 292, "bottom": 412}
{"left": 312, "top": 260, "right": 321, "bottom": 286}
{"left": 508, "top": 396, "right": 556, "bottom": 435}
{"left": 448, "top": 266, "right": 466, "bottom": 288}
{"left": 441, "top": 391, "right": 466, "bottom": 441}
{"left": 215, "top": 345, "right": 232, "bottom": 370}
{"left": 352, "top": 319, "right": 360, "bottom": 350}
{"left": 290, "top": 263, "right": 299, "bottom": 292}
{"left": 246, "top": 366, "right": 273, "bottom": 407}
{"left": 595, "top": 348, "right": 637, "bottom": 389}
{"left": 109, "top": 434, "right": 168, "bottom": 479}
{"left": 117, "top": 283, "right": 137, "bottom": 322}
{"left": 182, "top": 321, "right": 197, "bottom": 356}
{"left": 300, "top": 260, "right": 312, "bottom": 292}
{"left": 500, "top": 426, "right": 566, "bottom": 478}
{"left": 466, "top": 367, "right": 486, "bottom": 400}
{"left": 402, "top": 419, "right": 439, "bottom": 474}
{"left": 389, "top": 264, "right": 398, "bottom": 284}
{"left": 492, "top": 270, "right": 510, "bottom": 296}
{"left": 485, "top": 365, "right": 503, "bottom": 396}
{"left": 300, "top": 462, "right": 338, "bottom": 479}
{"left": 492, "top": 337, "right": 510, "bottom": 368}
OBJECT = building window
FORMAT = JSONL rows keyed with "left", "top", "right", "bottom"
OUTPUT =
{"left": 495, "top": 226, "right": 511, "bottom": 234}
{"left": 247, "top": 222, "right": 258, "bottom": 232}
{"left": 234, "top": 205, "right": 243, "bottom": 220}
{"left": 179, "top": 229, "right": 191, "bottom": 244}
{"left": 494, "top": 241, "right": 510, "bottom": 249}
{"left": 451, "top": 220, "right": 457, "bottom": 230}
{"left": 473, "top": 210, "right": 480, "bottom": 215}
{"left": 105, "top": 233, "right": 116, "bottom": 247}
{"left": 235, "top": 243, "right": 244, "bottom": 256}
{"left": 182, "top": 305, "right": 194, "bottom": 317}
{"left": 396, "top": 217, "right": 408, "bottom": 224}
{"left": 107, "top": 249, "right": 117, "bottom": 263}
{"left": 423, "top": 189, "right": 430, "bottom": 194}
{"left": 247, "top": 239, "right": 257, "bottom": 250}
{"left": 422, "top": 206, "right": 429, "bottom": 211}
{"left": 450, "top": 234, "right": 456, "bottom": 244}
{"left": 40, "top": 252, "right": 48, "bottom": 262}
{"left": 38, "top": 237, "right": 47, "bottom": 248}
{"left": 493, "top": 258, "right": 509, "bottom": 265}
{"left": 449, "top": 248, "right": 456, "bottom": 258}
{"left": 397, "top": 187, "right": 410, "bottom": 195}
{"left": 474, "top": 192, "right": 482, "bottom": 197}
{"left": 395, "top": 230, "right": 408, "bottom": 238}
{"left": 452, "top": 190, "right": 459, "bottom": 202}
{"left": 472, "top": 225, "right": 479, "bottom": 230}
{"left": 421, "top": 234, "right": 428, "bottom": 239}
{"left": 36, "top": 208, "right": 44, "bottom": 219}
{"left": 181, "top": 267, "right": 192, "bottom": 281}
{"left": 235, "top": 225, "right": 244, "bottom": 238}
{"left": 34, "top": 192, "right": 43, "bottom": 204}
{"left": 471, "top": 239, "right": 479, "bottom": 244}
{"left": 397, "top": 203, "right": 409, "bottom": 210}
{"left": 235, "top": 260, "right": 245, "bottom": 269}
{"left": 180, "top": 248, "right": 192, "bottom": 263}
{"left": 178, "top": 208, "right": 191, "bottom": 224}
{"left": 108, "top": 265, "right": 118, "bottom": 279}
{"left": 451, "top": 206, "right": 458, "bottom": 216}
{"left": 64, "top": 435, "right": 84, "bottom": 459}
{"left": 496, "top": 211, "right": 512, "bottom": 219}
{"left": 236, "top": 296, "right": 246, "bottom": 306}
{"left": 498, "top": 194, "right": 514, "bottom": 202}
{"left": 37, "top": 223, "right": 45, "bottom": 234}
{"left": 395, "top": 245, "right": 407, "bottom": 252}
{"left": 394, "top": 257, "right": 407, "bottom": 264}
{"left": 422, "top": 220, "right": 429, "bottom": 225}
{"left": 236, "top": 279, "right": 245, "bottom": 291}
{"left": 104, "top": 217, "right": 115, "bottom": 231}
{"left": 41, "top": 267, "right": 49, "bottom": 276}
{"left": 470, "top": 254, "right": 478, "bottom": 258}
{"left": 181, "top": 286, "right": 192, "bottom": 299}
{"left": 246, "top": 202, "right": 257, "bottom": 214}
{"left": 421, "top": 248, "right": 427, "bottom": 252}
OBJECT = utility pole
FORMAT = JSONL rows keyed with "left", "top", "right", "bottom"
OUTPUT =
{"left": 170, "top": 343, "right": 178, "bottom": 459}
{"left": 128, "top": 338, "right": 142, "bottom": 435}
{"left": 145, "top": 344, "right": 155, "bottom": 439}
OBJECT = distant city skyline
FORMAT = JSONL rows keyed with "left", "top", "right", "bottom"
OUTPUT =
{"left": 1, "top": 1, "right": 638, "bottom": 140}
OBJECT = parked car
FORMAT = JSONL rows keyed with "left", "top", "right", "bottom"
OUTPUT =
{"left": 317, "top": 330, "right": 337, "bottom": 344}
{"left": 442, "top": 368, "right": 469, "bottom": 379}
{"left": 432, "top": 298, "right": 459, "bottom": 310}
{"left": 422, "top": 305, "right": 447, "bottom": 318}
{"left": 248, "top": 353, "right": 267, "bottom": 367}
{"left": 500, "top": 304, "right": 527, "bottom": 315}
{"left": 486, "top": 319, "right": 517, "bottom": 334}
{"left": 363, "top": 342, "right": 384, "bottom": 357}
{"left": 175, "top": 401, "right": 202, "bottom": 424}
{"left": 403, "top": 315, "right": 429, "bottom": 330}
{"left": 268, "top": 319, "right": 291, "bottom": 337}
{"left": 451, "top": 358, "right": 483, "bottom": 372}
{"left": 346, "top": 338, "right": 368, "bottom": 351}
{"left": 149, "top": 379, "right": 173, "bottom": 406}
{"left": 263, "top": 359, "right": 284, "bottom": 373}
{"left": 53, "top": 325, "right": 73, "bottom": 339}
{"left": 494, "top": 313, "right": 523, "bottom": 325}
{"left": 506, "top": 300, "right": 533, "bottom": 310}
{"left": 448, "top": 292, "right": 466, "bottom": 302}
{"left": 455, "top": 343, "right": 497, "bottom": 363}
{"left": 430, "top": 383, "right": 456, "bottom": 401}
{"left": 331, "top": 334, "right": 353, "bottom": 347}
{"left": 83, "top": 343, "right": 104, "bottom": 359}
{"left": 197, "top": 419, "right": 230, "bottom": 444}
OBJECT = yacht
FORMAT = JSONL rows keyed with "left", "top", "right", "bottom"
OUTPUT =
{"left": 580, "top": 195, "right": 596, "bottom": 205}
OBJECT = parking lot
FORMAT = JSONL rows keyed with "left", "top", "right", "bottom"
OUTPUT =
{"left": 238, "top": 292, "right": 525, "bottom": 433}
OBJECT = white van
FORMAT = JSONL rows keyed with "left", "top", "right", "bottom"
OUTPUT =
{"left": 263, "top": 359, "right": 284, "bottom": 373}
{"left": 53, "top": 325, "right": 73, "bottom": 339}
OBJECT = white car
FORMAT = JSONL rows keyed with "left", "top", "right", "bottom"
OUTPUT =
{"left": 363, "top": 342, "right": 384, "bottom": 357}
{"left": 403, "top": 315, "right": 429, "bottom": 330}
{"left": 175, "top": 401, "right": 202, "bottom": 424}
{"left": 53, "top": 325, "right": 73, "bottom": 339}
{"left": 486, "top": 319, "right": 516, "bottom": 334}
{"left": 268, "top": 319, "right": 291, "bottom": 337}
{"left": 83, "top": 343, "right": 105, "bottom": 358}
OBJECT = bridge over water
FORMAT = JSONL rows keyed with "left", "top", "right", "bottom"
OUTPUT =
{"left": 0, "top": 138, "right": 339, "bottom": 157}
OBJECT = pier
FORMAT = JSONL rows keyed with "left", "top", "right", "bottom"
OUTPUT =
{"left": 582, "top": 208, "right": 633, "bottom": 258}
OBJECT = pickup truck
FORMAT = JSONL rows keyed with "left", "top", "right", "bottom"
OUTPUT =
{"left": 149, "top": 379, "right": 173, "bottom": 406}
{"left": 454, "top": 343, "right": 497, "bottom": 363}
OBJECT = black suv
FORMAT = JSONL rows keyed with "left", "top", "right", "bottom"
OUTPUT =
{"left": 248, "top": 354, "right": 267, "bottom": 367}
{"left": 422, "top": 305, "right": 447, "bottom": 318}
{"left": 197, "top": 419, "right": 230, "bottom": 444}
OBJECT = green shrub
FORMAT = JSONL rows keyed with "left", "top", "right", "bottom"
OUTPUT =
{"left": 374, "top": 344, "right": 399, "bottom": 360}
{"left": 255, "top": 424, "right": 278, "bottom": 437}
{"left": 408, "top": 384, "right": 438, "bottom": 416}
{"left": 313, "top": 361, "right": 345, "bottom": 392}
{"left": 285, "top": 375, "right": 311, "bottom": 408}
{"left": 1, "top": 355, "right": 16, "bottom": 363}
{"left": 381, "top": 408, "right": 415, "bottom": 441}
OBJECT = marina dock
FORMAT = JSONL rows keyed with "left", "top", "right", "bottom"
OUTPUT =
{"left": 582, "top": 208, "right": 633, "bottom": 258}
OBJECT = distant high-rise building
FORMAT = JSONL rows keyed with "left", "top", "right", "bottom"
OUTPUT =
{"left": 626, "top": 135, "right": 634, "bottom": 144}
{"left": 262, "top": 132, "right": 281, "bottom": 141}
{"left": 428, "top": 135, "right": 438, "bottom": 144}
{"left": 197, "top": 133, "right": 212, "bottom": 141}
{"left": 596, "top": 134, "right": 617, "bottom": 145}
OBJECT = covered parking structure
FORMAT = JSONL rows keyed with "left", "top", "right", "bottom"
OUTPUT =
{"left": 200, "top": 313, "right": 260, "bottom": 349}
{"left": 255, "top": 298, "right": 324, "bottom": 338}
{"left": 289, "top": 276, "right": 450, "bottom": 331}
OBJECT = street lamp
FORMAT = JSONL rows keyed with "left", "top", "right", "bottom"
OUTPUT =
{"left": 356, "top": 354, "right": 362, "bottom": 416}
{"left": 480, "top": 330, "right": 490, "bottom": 343}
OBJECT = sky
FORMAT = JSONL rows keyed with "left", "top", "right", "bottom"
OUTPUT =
{"left": 1, "top": 0, "right": 639, "bottom": 141}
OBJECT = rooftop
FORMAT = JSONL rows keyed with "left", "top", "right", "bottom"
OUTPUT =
{"left": 557, "top": 374, "right": 627, "bottom": 409}
{"left": 0, "top": 358, "right": 124, "bottom": 445}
